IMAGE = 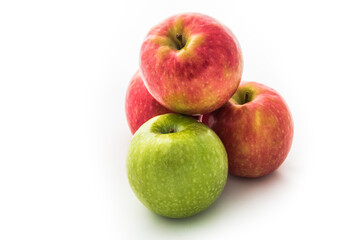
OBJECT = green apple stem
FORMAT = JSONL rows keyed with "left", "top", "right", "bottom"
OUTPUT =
{"left": 169, "top": 128, "right": 175, "bottom": 133}
{"left": 176, "top": 33, "right": 184, "bottom": 49}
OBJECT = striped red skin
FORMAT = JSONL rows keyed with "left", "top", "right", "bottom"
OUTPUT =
{"left": 203, "top": 82, "right": 294, "bottom": 178}
{"left": 125, "top": 71, "right": 173, "bottom": 134}
{"left": 140, "top": 13, "right": 243, "bottom": 115}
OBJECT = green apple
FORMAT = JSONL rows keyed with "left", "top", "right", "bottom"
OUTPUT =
{"left": 126, "top": 113, "right": 228, "bottom": 218}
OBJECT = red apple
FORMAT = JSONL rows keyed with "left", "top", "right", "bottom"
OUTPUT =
{"left": 203, "top": 81, "right": 294, "bottom": 178}
{"left": 140, "top": 13, "right": 243, "bottom": 115}
{"left": 125, "top": 71, "right": 173, "bottom": 134}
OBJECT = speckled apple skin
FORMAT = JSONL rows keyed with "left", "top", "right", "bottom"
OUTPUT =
{"left": 140, "top": 13, "right": 243, "bottom": 115}
{"left": 203, "top": 82, "right": 294, "bottom": 178}
{"left": 127, "top": 114, "right": 228, "bottom": 218}
{"left": 125, "top": 71, "right": 173, "bottom": 134}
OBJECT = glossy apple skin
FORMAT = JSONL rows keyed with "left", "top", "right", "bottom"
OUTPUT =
{"left": 127, "top": 113, "right": 228, "bottom": 218}
{"left": 140, "top": 13, "right": 243, "bottom": 115}
{"left": 203, "top": 81, "right": 294, "bottom": 178}
{"left": 125, "top": 71, "right": 173, "bottom": 134}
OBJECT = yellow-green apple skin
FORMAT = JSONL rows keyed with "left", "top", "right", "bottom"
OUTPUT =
{"left": 203, "top": 82, "right": 294, "bottom": 178}
{"left": 140, "top": 13, "right": 243, "bottom": 115}
{"left": 126, "top": 113, "right": 228, "bottom": 218}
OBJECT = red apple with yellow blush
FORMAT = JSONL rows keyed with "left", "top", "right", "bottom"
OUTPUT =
{"left": 203, "top": 81, "right": 294, "bottom": 178}
{"left": 140, "top": 13, "right": 243, "bottom": 115}
{"left": 125, "top": 71, "right": 173, "bottom": 134}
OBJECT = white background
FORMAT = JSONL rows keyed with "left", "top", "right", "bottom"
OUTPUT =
{"left": 1, "top": 0, "right": 359, "bottom": 239}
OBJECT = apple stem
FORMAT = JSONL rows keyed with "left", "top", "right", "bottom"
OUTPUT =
{"left": 176, "top": 33, "right": 184, "bottom": 49}
{"left": 169, "top": 128, "right": 175, "bottom": 133}
{"left": 244, "top": 92, "right": 249, "bottom": 104}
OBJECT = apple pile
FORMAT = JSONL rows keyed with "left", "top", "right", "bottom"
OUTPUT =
{"left": 125, "top": 13, "right": 294, "bottom": 218}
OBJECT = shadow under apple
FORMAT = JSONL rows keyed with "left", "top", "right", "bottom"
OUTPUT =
{"left": 147, "top": 169, "right": 285, "bottom": 231}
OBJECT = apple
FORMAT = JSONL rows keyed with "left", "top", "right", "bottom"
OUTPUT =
{"left": 140, "top": 13, "right": 243, "bottom": 115}
{"left": 125, "top": 71, "right": 201, "bottom": 134}
{"left": 202, "top": 81, "right": 294, "bottom": 178}
{"left": 125, "top": 71, "right": 173, "bottom": 134}
{"left": 126, "top": 113, "right": 228, "bottom": 218}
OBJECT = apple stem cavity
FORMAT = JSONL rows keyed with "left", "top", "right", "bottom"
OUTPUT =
{"left": 169, "top": 128, "right": 175, "bottom": 133}
{"left": 176, "top": 33, "right": 184, "bottom": 50}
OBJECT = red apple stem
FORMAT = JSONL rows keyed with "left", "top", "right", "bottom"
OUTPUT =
{"left": 176, "top": 33, "right": 184, "bottom": 49}
{"left": 244, "top": 92, "right": 249, "bottom": 104}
